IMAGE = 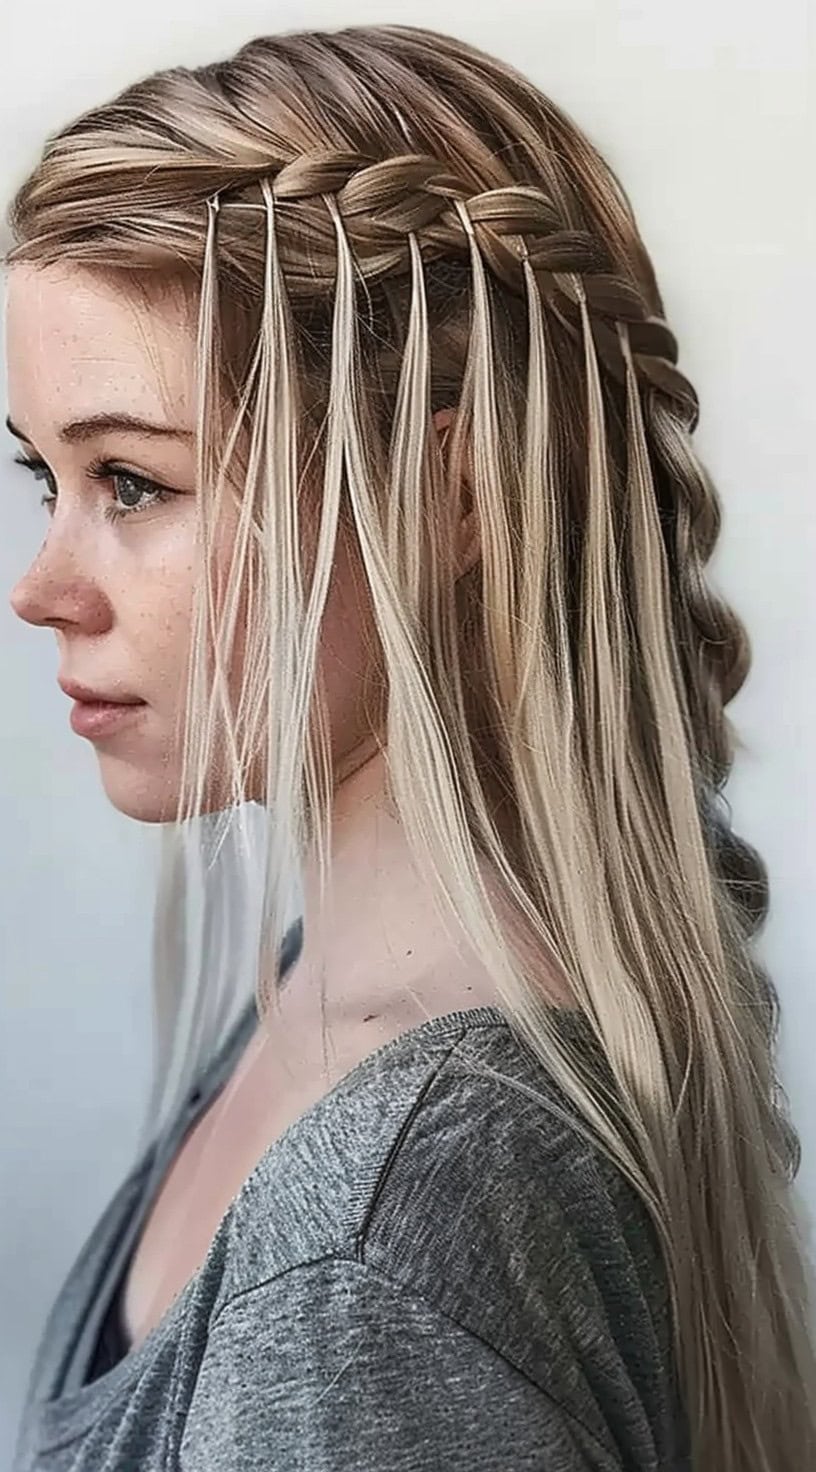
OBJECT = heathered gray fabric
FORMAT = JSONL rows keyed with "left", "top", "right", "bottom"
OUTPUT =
{"left": 13, "top": 1001, "right": 691, "bottom": 1471}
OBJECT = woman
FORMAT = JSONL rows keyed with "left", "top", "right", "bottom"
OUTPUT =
{"left": 5, "top": 22, "right": 815, "bottom": 1472}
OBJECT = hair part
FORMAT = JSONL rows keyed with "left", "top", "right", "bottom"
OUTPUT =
{"left": 6, "top": 23, "right": 815, "bottom": 1468}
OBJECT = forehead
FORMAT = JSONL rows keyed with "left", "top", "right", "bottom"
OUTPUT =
{"left": 5, "top": 263, "right": 196, "bottom": 427}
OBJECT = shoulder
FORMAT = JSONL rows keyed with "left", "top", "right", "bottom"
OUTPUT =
{"left": 215, "top": 1011, "right": 670, "bottom": 1346}
{"left": 201, "top": 1015, "right": 679, "bottom": 1452}
{"left": 359, "top": 1018, "right": 676, "bottom": 1435}
{"left": 212, "top": 1012, "right": 521, "bottom": 1300}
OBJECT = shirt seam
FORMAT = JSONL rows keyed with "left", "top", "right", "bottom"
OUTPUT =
{"left": 353, "top": 1023, "right": 476, "bottom": 1260}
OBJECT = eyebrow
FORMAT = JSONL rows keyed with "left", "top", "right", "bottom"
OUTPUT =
{"left": 5, "top": 413, "right": 195, "bottom": 446}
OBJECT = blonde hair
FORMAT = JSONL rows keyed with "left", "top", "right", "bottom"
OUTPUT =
{"left": 5, "top": 23, "right": 815, "bottom": 1468}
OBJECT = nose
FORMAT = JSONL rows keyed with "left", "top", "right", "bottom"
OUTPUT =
{"left": 9, "top": 532, "right": 112, "bottom": 636}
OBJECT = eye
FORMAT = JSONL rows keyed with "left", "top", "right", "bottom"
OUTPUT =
{"left": 13, "top": 453, "right": 178, "bottom": 522}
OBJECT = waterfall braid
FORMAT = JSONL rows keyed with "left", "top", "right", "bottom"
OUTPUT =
{"left": 5, "top": 23, "right": 815, "bottom": 1469}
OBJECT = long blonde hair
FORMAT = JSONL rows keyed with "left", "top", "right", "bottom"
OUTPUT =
{"left": 5, "top": 23, "right": 815, "bottom": 1467}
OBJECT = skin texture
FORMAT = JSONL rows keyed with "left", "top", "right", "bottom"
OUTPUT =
{"left": 5, "top": 262, "right": 390, "bottom": 823}
{"left": 5, "top": 262, "right": 505, "bottom": 1031}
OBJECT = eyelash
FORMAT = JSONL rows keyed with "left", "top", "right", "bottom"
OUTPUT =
{"left": 13, "top": 453, "right": 177, "bottom": 523}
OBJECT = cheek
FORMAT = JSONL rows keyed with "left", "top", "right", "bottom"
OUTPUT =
{"left": 134, "top": 560, "right": 196, "bottom": 709}
{"left": 200, "top": 516, "right": 381, "bottom": 750}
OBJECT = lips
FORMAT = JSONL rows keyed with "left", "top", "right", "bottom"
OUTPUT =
{"left": 68, "top": 698, "right": 146, "bottom": 741}
{"left": 58, "top": 678, "right": 145, "bottom": 706}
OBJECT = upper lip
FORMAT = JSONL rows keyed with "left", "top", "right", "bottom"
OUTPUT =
{"left": 58, "top": 678, "right": 145, "bottom": 705}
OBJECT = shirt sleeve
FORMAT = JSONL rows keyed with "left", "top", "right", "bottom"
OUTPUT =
{"left": 179, "top": 1255, "right": 621, "bottom": 1471}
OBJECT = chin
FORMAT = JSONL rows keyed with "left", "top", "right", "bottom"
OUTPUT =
{"left": 96, "top": 758, "right": 248, "bottom": 825}
{"left": 96, "top": 760, "right": 183, "bottom": 824}
{"left": 101, "top": 789, "right": 181, "bottom": 825}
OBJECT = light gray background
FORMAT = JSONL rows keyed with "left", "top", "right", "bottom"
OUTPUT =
{"left": 1, "top": 1, "right": 813, "bottom": 1461}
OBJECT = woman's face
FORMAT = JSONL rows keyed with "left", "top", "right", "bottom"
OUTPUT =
{"left": 5, "top": 262, "right": 378, "bottom": 822}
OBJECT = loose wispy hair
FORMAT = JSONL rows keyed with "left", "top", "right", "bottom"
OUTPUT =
{"left": 5, "top": 23, "right": 815, "bottom": 1468}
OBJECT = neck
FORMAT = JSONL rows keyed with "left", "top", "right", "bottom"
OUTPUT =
{"left": 278, "top": 742, "right": 505, "bottom": 1031}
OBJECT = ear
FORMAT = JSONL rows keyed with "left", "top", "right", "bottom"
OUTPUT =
{"left": 431, "top": 406, "right": 480, "bottom": 580}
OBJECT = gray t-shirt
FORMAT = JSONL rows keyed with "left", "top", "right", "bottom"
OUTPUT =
{"left": 12, "top": 998, "right": 691, "bottom": 1471}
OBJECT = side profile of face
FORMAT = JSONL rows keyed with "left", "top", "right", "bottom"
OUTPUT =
{"left": 5, "top": 262, "right": 378, "bottom": 822}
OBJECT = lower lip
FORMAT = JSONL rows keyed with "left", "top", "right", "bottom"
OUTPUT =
{"left": 69, "top": 700, "right": 147, "bottom": 739}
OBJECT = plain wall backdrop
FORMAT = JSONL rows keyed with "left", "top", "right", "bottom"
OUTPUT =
{"left": 1, "top": 0, "right": 813, "bottom": 1459}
